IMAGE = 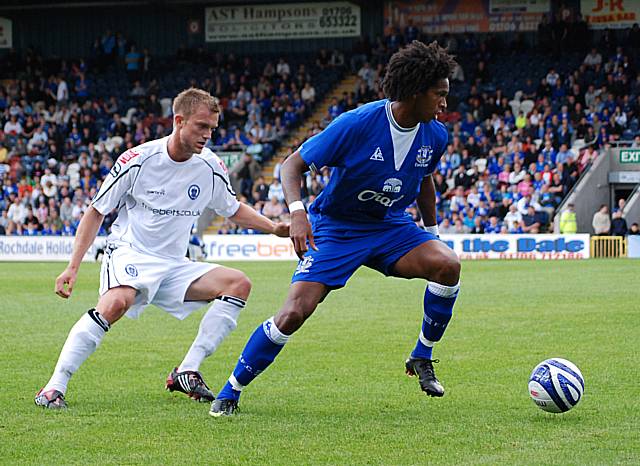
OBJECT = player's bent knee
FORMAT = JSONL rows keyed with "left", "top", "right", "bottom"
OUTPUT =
{"left": 222, "top": 271, "right": 252, "bottom": 300}
{"left": 275, "top": 308, "right": 306, "bottom": 334}
{"left": 275, "top": 283, "right": 324, "bottom": 333}
{"left": 111, "top": 296, "right": 130, "bottom": 312}
{"left": 436, "top": 253, "right": 461, "bottom": 285}
{"left": 276, "top": 299, "right": 314, "bottom": 334}
{"left": 98, "top": 291, "right": 133, "bottom": 324}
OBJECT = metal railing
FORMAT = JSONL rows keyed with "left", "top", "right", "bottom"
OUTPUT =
{"left": 608, "top": 140, "right": 636, "bottom": 148}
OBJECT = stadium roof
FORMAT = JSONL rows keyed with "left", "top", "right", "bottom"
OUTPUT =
{"left": 0, "top": 0, "right": 374, "bottom": 11}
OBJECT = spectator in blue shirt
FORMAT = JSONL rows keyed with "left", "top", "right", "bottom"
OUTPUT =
{"left": 61, "top": 220, "right": 75, "bottom": 236}
{"left": 540, "top": 140, "right": 557, "bottom": 164}
{"left": 522, "top": 206, "right": 541, "bottom": 233}
{"left": 462, "top": 208, "right": 476, "bottom": 231}
{"left": 555, "top": 143, "right": 573, "bottom": 165}
{"left": 485, "top": 216, "right": 502, "bottom": 233}
{"left": 460, "top": 113, "right": 477, "bottom": 136}
{"left": 283, "top": 104, "right": 298, "bottom": 128}
{"left": 75, "top": 73, "right": 90, "bottom": 102}
{"left": 125, "top": 45, "right": 142, "bottom": 82}
{"left": 327, "top": 97, "right": 343, "bottom": 119}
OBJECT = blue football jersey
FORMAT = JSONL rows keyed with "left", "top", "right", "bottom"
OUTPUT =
{"left": 300, "top": 99, "right": 448, "bottom": 225}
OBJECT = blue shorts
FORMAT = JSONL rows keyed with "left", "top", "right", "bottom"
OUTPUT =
{"left": 291, "top": 216, "right": 438, "bottom": 288}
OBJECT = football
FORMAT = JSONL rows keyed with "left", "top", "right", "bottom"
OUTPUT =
{"left": 528, "top": 358, "right": 585, "bottom": 413}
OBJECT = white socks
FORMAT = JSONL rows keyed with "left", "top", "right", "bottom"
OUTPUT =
{"left": 428, "top": 281, "right": 460, "bottom": 298}
{"left": 262, "top": 316, "right": 290, "bottom": 345}
{"left": 178, "top": 296, "right": 246, "bottom": 372}
{"left": 43, "top": 309, "right": 109, "bottom": 394}
{"left": 42, "top": 295, "right": 247, "bottom": 394}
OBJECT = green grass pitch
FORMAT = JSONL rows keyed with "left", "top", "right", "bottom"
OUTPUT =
{"left": 0, "top": 260, "right": 638, "bottom": 465}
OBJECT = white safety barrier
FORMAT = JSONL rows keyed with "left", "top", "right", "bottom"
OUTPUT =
{"left": 0, "top": 234, "right": 591, "bottom": 262}
{"left": 201, "top": 234, "right": 591, "bottom": 261}
{"left": 628, "top": 236, "right": 640, "bottom": 258}
{"left": 441, "top": 234, "right": 590, "bottom": 260}
{"left": 0, "top": 236, "right": 106, "bottom": 262}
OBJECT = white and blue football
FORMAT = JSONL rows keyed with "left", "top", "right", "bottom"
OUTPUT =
{"left": 528, "top": 358, "right": 585, "bottom": 413}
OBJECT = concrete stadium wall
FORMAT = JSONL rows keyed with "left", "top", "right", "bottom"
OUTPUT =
{"left": 554, "top": 152, "right": 610, "bottom": 234}
{"left": 623, "top": 185, "right": 640, "bottom": 226}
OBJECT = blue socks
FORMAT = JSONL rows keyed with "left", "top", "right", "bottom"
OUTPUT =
{"left": 217, "top": 317, "right": 290, "bottom": 401}
{"left": 411, "top": 282, "right": 459, "bottom": 360}
{"left": 216, "top": 284, "right": 458, "bottom": 402}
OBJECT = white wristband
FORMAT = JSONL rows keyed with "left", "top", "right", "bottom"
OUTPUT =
{"left": 423, "top": 225, "right": 439, "bottom": 236}
{"left": 288, "top": 201, "right": 305, "bottom": 213}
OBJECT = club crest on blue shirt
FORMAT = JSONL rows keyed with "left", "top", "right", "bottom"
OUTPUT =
{"left": 188, "top": 184, "right": 201, "bottom": 200}
{"left": 416, "top": 145, "right": 433, "bottom": 167}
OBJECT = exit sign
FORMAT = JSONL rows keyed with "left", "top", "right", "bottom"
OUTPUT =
{"left": 620, "top": 150, "right": 640, "bottom": 163}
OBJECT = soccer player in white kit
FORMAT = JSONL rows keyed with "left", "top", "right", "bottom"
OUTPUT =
{"left": 35, "top": 88, "right": 289, "bottom": 409}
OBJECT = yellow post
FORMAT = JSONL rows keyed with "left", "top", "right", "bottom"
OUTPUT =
{"left": 590, "top": 236, "right": 628, "bottom": 258}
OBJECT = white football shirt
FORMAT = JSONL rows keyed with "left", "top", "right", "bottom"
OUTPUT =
{"left": 92, "top": 136, "right": 239, "bottom": 259}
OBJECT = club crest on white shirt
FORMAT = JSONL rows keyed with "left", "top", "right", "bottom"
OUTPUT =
{"left": 416, "top": 145, "right": 433, "bottom": 167}
{"left": 125, "top": 264, "right": 138, "bottom": 277}
{"left": 188, "top": 184, "right": 201, "bottom": 200}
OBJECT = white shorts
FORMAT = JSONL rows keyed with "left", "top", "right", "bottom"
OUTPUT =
{"left": 99, "top": 244, "right": 219, "bottom": 320}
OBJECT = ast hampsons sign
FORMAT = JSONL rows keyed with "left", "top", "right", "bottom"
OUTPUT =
{"left": 205, "top": 2, "right": 361, "bottom": 42}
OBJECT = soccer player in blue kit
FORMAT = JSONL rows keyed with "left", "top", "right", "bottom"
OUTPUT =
{"left": 211, "top": 41, "right": 461, "bottom": 416}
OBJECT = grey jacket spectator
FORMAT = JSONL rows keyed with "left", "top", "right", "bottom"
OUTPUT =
{"left": 0, "top": 210, "right": 9, "bottom": 230}
{"left": 439, "top": 218, "right": 457, "bottom": 234}
{"left": 592, "top": 205, "right": 611, "bottom": 235}
{"left": 59, "top": 197, "right": 74, "bottom": 223}
{"left": 230, "top": 153, "right": 261, "bottom": 199}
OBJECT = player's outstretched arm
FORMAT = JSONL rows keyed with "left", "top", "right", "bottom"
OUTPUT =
{"left": 55, "top": 206, "right": 105, "bottom": 299}
{"left": 228, "top": 203, "right": 289, "bottom": 237}
{"left": 281, "top": 151, "right": 317, "bottom": 259}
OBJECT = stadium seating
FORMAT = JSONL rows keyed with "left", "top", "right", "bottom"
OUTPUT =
{"left": 0, "top": 47, "right": 346, "bottom": 236}
{"left": 1, "top": 28, "right": 639, "bottom": 237}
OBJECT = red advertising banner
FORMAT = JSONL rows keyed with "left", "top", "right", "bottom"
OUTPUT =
{"left": 384, "top": 0, "right": 550, "bottom": 34}
{"left": 581, "top": 0, "right": 640, "bottom": 29}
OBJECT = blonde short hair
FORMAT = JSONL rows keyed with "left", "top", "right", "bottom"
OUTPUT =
{"left": 172, "top": 88, "right": 219, "bottom": 119}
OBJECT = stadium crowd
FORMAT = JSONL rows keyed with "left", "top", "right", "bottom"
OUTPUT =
{"left": 2, "top": 15, "right": 640, "bottom": 238}
{"left": 221, "top": 16, "right": 640, "bottom": 236}
{"left": 0, "top": 32, "right": 340, "bottom": 236}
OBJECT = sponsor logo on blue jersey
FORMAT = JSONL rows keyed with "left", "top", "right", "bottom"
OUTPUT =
{"left": 382, "top": 177, "right": 402, "bottom": 193}
{"left": 357, "top": 177, "right": 404, "bottom": 207}
{"left": 357, "top": 190, "right": 405, "bottom": 207}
